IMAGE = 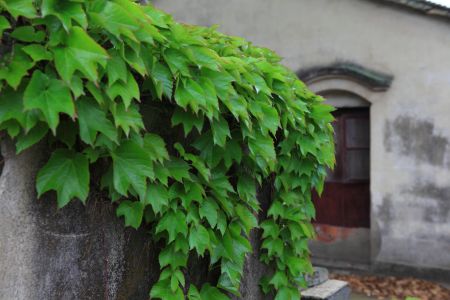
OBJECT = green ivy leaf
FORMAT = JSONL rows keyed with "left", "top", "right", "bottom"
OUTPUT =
{"left": 164, "top": 48, "right": 191, "bottom": 76}
{"left": 144, "top": 183, "right": 169, "bottom": 214}
{"left": 190, "top": 46, "right": 221, "bottom": 71}
{"left": 261, "top": 220, "right": 280, "bottom": 239}
{"left": 107, "top": 50, "right": 128, "bottom": 86}
{"left": 106, "top": 71, "right": 140, "bottom": 109}
{"left": 70, "top": 75, "right": 85, "bottom": 99}
{"left": 111, "top": 140, "right": 154, "bottom": 200}
{"left": 274, "top": 286, "right": 300, "bottom": 300}
{"left": 15, "top": 122, "right": 48, "bottom": 154}
{"left": 150, "top": 279, "right": 184, "bottom": 300}
{"left": 269, "top": 271, "right": 288, "bottom": 290}
{"left": 201, "top": 69, "right": 234, "bottom": 100}
{"left": 0, "top": 0, "right": 37, "bottom": 18}
{"left": 199, "top": 199, "right": 218, "bottom": 228}
{"left": 165, "top": 158, "right": 191, "bottom": 182}
{"left": 211, "top": 116, "right": 230, "bottom": 147}
{"left": 22, "top": 44, "right": 53, "bottom": 62}
{"left": 235, "top": 204, "right": 257, "bottom": 236}
{"left": 159, "top": 245, "right": 188, "bottom": 269}
{"left": 116, "top": 200, "right": 144, "bottom": 229}
{"left": 10, "top": 26, "right": 45, "bottom": 42}
{"left": 221, "top": 95, "right": 248, "bottom": 122}
{"left": 85, "top": 82, "right": 105, "bottom": 105}
{"left": 24, "top": 70, "right": 75, "bottom": 133}
{"left": 267, "top": 200, "right": 285, "bottom": 220}
{"left": 237, "top": 176, "right": 258, "bottom": 210}
{"left": 175, "top": 78, "right": 205, "bottom": 113}
{"left": 53, "top": 26, "right": 108, "bottom": 83}
{"left": 156, "top": 210, "right": 188, "bottom": 242}
{"left": 41, "top": 0, "right": 87, "bottom": 31}
{"left": 143, "top": 133, "right": 169, "bottom": 163}
{"left": 189, "top": 224, "right": 210, "bottom": 256}
{"left": 0, "top": 15, "right": 10, "bottom": 36}
{"left": 187, "top": 285, "right": 201, "bottom": 300}
{"left": 200, "top": 284, "right": 229, "bottom": 300}
{"left": 111, "top": 103, "right": 144, "bottom": 136}
{"left": 76, "top": 97, "right": 118, "bottom": 145}
{"left": 36, "top": 149, "right": 89, "bottom": 208}
{"left": 0, "top": 46, "right": 34, "bottom": 89}
{"left": 0, "top": 86, "right": 27, "bottom": 128}
{"left": 248, "top": 131, "right": 276, "bottom": 168}
{"left": 261, "top": 237, "right": 284, "bottom": 257}
{"left": 171, "top": 108, "right": 204, "bottom": 136}
{"left": 151, "top": 61, "right": 173, "bottom": 99}
{"left": 89, "top": 1, "right": 139, "bottom": 40}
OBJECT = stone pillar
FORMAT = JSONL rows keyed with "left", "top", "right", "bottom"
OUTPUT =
{"left": 0, "top": 139, "right": 159, "bottom": 300}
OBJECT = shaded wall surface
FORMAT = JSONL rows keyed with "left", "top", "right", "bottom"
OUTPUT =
{"left": 154, "top": 0, "right": 450, "bottom": 275}
{"left": 0, "top": 140, "right": 159, "bottom": 299}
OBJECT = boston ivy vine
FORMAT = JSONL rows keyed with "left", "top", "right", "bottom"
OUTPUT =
{"left": 0, "top": 0, "right": 334, "bottom": 299}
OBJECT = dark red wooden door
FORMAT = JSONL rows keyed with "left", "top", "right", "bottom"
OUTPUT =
{"left": 313, "top": 108, "right": 370, "bottom": 228}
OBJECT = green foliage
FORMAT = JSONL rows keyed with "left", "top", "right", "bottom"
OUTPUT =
{"left": 0, "top": 1, "right": 334, "bottom": 299}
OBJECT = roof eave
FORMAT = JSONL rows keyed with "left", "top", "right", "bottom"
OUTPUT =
{"left": 382, "top": 0, "right": 450, "bottom": 17}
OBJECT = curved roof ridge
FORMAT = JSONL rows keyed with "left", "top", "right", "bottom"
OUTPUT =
{"left": 382, "top": 0, "right": 450, "bottom": 17}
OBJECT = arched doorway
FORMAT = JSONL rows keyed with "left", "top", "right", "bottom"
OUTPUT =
{"left": 298, "top": 62, "right": 393, "bottom": 267}
{"left": 314, "top": 91, "right": 370, "bottom": 228}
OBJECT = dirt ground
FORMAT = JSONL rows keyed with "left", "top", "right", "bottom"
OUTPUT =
{"left": 331, "top": 273, "right": 450, "bottom": 300}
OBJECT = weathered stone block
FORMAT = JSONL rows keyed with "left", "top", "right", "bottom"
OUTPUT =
{"left": 301, "top": 280, "right": 351, "bottom": 300}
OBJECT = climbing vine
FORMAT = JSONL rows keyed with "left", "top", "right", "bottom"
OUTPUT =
{"left": 0, "top": 0, "right": 334, "bottom": 299}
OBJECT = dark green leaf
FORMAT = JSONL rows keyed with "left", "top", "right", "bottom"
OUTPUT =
{"left": 211, "top": 116, "right": 230, "bottom": 147}
{"left": 24, "top": 70, "right": 75, "bottom": 133}
{"left": 36, "top": 149, "right": 89, "bottom": 207}
{"left": 156, "top": 210, "right": 188, "bottom": 242}
{"left": 175, "top": 78, "right": 206, "bottom": 113}
{"left": 16, "top": 123, "right": 48, "bottom": 154}
{"left": 116, "top": 200, "right": 144, "bottom": 229}
{"left": 199, "top": 199, "right": 218, "bottom": 228}
{"left": 200, "top": 284, "right": 229, "bottom": 300}
{"left": 189, "top": 224, "right": 210, "bottom": 256}
{"left": 11, "top": 26, "right": 44, "bottom": 42}
{"left": 111, "top": 140, "right": 154, "bottom": 200}
{"left": 171, "top": 108, "right": 204, "bottom": 136}
{"left": 41, "top": 0, "right": 87, "bottom": 30}
{"left": 143, "top": 133, "right": 169, "bottom": 163}
{"left": 53, "top": 26, "right": 108, "bottom": 83}
{"left": 144, "top": 183, "right": 168, "bottom": 214}
{"left": 76, "top": 97, "right": 117, "bottom": 145}
{"left": 235, "top": 204, "right": 257, "bottom": 236}
{"left": 0, "top": 0, "right": 37, "bottom": 18}
{"left": 111, "top": 103, "right": 144, "bottom": 136}
{"left": 150, "top": 279, "right": 184, "bottom": 300}
{"left": 106, "top": 71, "right": 140, "bottom": 109}
{"left": 165, "top": 158, "right": 191, "bottom": 182}
{"left": 151, "top": 61, "right": 173, "bottom": 99}
{"left": 0, "top": 15, "right": 10, "bottom": 36}
{"left": 0, "top": 46, "right": 34, "bottom": 89}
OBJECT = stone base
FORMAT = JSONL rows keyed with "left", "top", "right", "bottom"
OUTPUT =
{"left": 301, "top": 280, "right": 350, "bottom": 300}
{"left": 306, "top": 267, "right": 329, "bottom": 287}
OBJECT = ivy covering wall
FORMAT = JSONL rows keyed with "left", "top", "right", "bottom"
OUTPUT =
{"left": 0, "top": 1, "right": 334, "bottom": 299}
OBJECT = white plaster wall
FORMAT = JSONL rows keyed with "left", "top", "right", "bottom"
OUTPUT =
{"left": 154, "top": 0, "right": 450, "bottom": 271}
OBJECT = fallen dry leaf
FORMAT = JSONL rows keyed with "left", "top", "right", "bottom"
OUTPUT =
{"left": 330, "top": 273, "right": 450, "bottom": 300}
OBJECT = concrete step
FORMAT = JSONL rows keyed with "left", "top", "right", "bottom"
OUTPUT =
{"left": 301, "top": 279, "right": 351, "bottom": 300}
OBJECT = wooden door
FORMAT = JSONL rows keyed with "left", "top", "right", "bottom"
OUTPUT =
{"left": 313, "top": 108, "right": 370, "bottom": 228}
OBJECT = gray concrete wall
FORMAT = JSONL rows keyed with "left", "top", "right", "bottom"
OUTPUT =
{"left": 0, "top": 139, "right": 159, "bottom": 299}
{"left": 154, "top": 0, "right": 450, "bottom": 274}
